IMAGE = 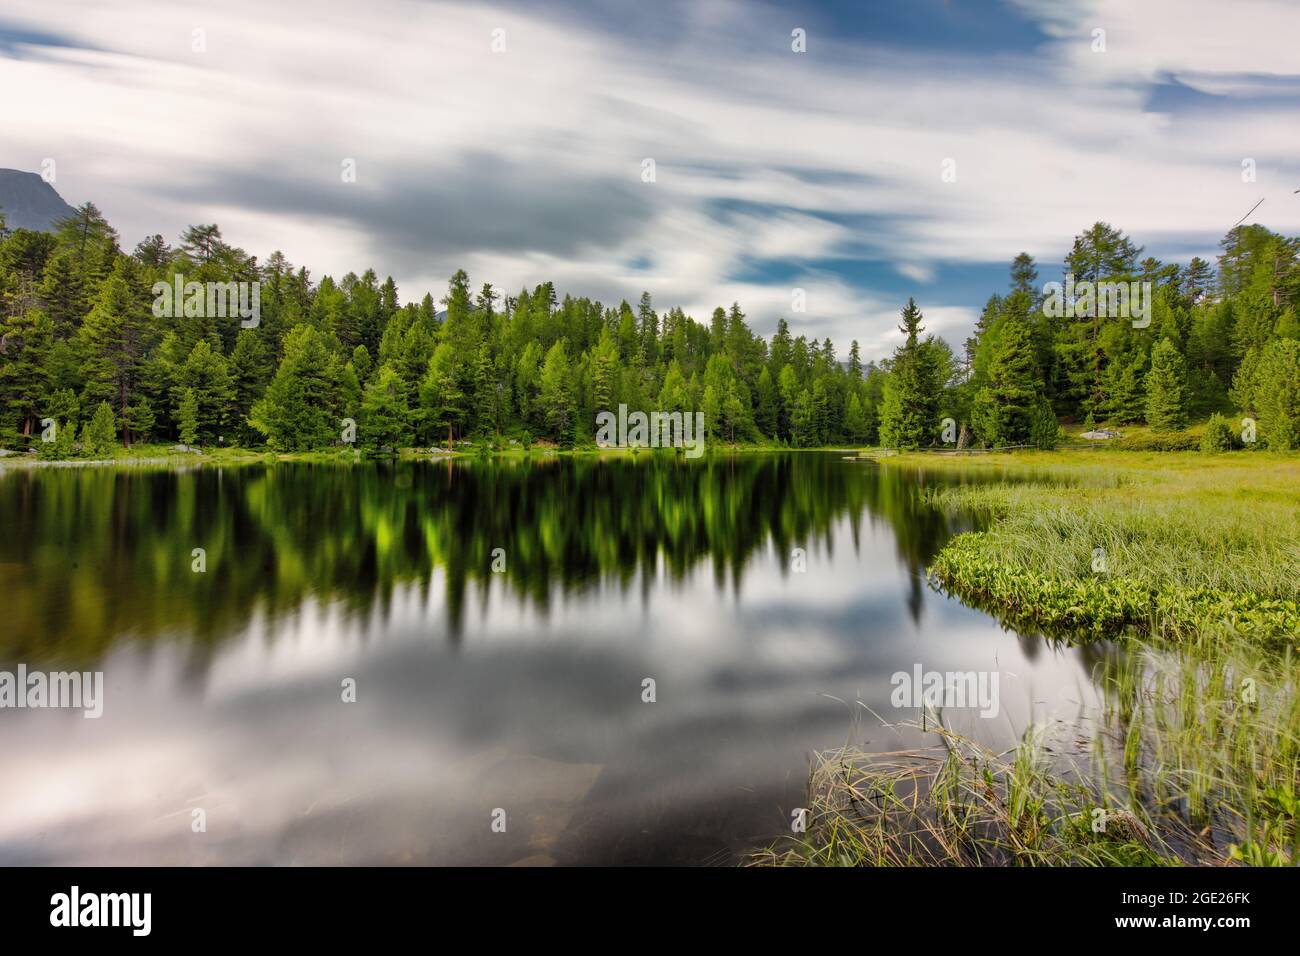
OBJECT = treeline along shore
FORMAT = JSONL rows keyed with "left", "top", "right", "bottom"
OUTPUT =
{"left": 2, "top": 203, "right": 1298, "bottom": 458}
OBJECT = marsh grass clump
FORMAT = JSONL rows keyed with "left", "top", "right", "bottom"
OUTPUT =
{"left": 1099, "top": 633, "right": 1300, "bottom": 866}
{"left": 752, "top": 722, "right": 1184, "bottom": 867}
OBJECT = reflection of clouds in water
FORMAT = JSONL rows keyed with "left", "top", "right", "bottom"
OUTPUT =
{"left": 0, "top": 490, "right": 1104, "bottom": 864}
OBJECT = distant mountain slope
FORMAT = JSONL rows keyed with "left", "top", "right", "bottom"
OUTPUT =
{"left": 0, "top": 169, "right": 76, "bottom": 232}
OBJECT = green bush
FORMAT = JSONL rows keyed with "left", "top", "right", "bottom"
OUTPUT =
{"left": 1200, "top": 414, "right": 1235, "bottom": 453}
{"left": 1115, "top": 430, "right": 1199, "bottom": 451}
{"left": 36, "top": 419, "right": 78, "bottom": 460}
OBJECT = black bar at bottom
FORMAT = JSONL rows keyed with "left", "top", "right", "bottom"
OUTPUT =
{"left": 0, "top": 865, "right": 1281, "bottom": 941}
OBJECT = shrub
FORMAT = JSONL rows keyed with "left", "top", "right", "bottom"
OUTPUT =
{"left": 36, "top": 419, "right": 78, "bottom": 460}
{"left": 1115, "top": 430, "right": 1199, "bottom": 451}
{"left": 1200, "top": 414, "right": 1235, "bottom": 453}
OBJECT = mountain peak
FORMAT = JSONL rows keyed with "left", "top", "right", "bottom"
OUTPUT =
{"left": 0, "top": 169, "right": 77, "bottom": 232}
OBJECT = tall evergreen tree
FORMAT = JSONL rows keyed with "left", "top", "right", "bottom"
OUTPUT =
{"left": 878, "top": 298, "right": 939, "bottom": 448}
{"left": 1145, "top": 338, "right": 1188, "bottom": 432}
{"left": 249, "top": 325, "right": 340, "bottom": 450}
{"left": 972, "top": 320, "right": 1040, "bottom": 446}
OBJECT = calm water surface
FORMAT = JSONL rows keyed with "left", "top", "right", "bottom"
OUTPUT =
{"left": 0, "top": 452, "right": 1107, "bottom": 864}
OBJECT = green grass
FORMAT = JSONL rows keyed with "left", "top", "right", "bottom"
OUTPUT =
{"left": 757, "top": 450, "right": 1300, "bottom": 867}
{"left": 912, "top": 451, "right": 1299, "bottom": 638}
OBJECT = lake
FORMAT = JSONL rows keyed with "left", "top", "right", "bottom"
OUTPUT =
{"left": 0, "top": 452, "right": 1109, "bottom": 865}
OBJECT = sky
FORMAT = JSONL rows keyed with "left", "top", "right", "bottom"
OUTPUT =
{"left": 1, "top": 0, "right": 1298, "bottom": 360}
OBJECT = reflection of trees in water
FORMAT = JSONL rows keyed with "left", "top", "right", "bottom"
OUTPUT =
{"left": 0, "top": 454, "right": 972, "bottom": 663}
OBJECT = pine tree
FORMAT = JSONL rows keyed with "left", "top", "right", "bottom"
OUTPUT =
{"left": 1101, "top": 351, "right": 1146, "bottom": 425}
{"left": 658, "top": 361, "right": 690, "bottom": 415}
{"left": 847, "top": 340, "right": 863, "bottom": 380}
{"left": 1010, "top": 252, "right": 1039, "bottom": 296}
{"left": 173, "top": 338, "right": 233, "bottom": 444}
{"left": 83, "top": 401, "right": 118, "bottom": 457}
{"left": 776, "top": 364, "right": 799, "bottom": 441}
{"left": 971, "top": 320, "right": 1041, "bottom": 446}
{"left": 637, "top": 291, "right": 659, "bottom": 366}
{"left": 77, "top": 257, "right": 149, "bottom": 442}
{"left": 539, "top": 339, "right": 574, "bottom": 444}
{"left": 0, "top": 308, "right": 53, "bottom": 444}
{"left": 1145, "top": 338, "right": 1188, "bottom": 432}
{"left": 179, "top": 224, "right": 225, "bottom": 263}
{"left": 53, "top": 202, "right": 119, "bottom": 282}
{"left": 790, "top": 389, "right": 815, "bottom": 447}
{"left": 124, "top": 399, "right": 155, "bottom": 444}
{"left": 133, "top": 234, "right": 172, "bottom": 269}
{"left": 1200, "top": 413, "right": 1235, "bottom": 452}
{"left": 419, "top": 342, "right": 467, "bottom": 449}
{"left": 591, "top": 327, "right": 618, "bottom": 415}
{"left": 359, "top": 365, "right": 411, "bottom": 453}
{"left": 754, "top": 366, "right": 778, "bottom": 437}
{"left": 1029, "top": 397, "right": 1060, "bottom": 449}
{"left": 178, "top": 388, "right": 200, "bottom": 446}
{"left": 1241, "top": 339, "right": 1300, "bottom": 449}
{"left": 844, "top": 392, "right": 868, "bottom": 443}
{"left": 513, "top": 342, "right": 542, "bottom": 432}
{"left": 1181, "top": 256, "right": 1213, "bottom": 303}
{"left": 37, "top": 418, "right": 78, "bottom": 460}
{"left": 878, "top": 298, "right": 939, "bottom": 448}
{"left": 229, "top": 329, "right": 269, "bottom": 445}
{"left": 249, "top": 325, "right": 340, "bottom": 450}
{"left": 351, "top": 344, "right": 373, "bottom": 384}
{"left": 36, "top": 251, "right": 86, "bottom": 339}
{"left": 1064, "top": 222, "right": 1143, "bottom": 411}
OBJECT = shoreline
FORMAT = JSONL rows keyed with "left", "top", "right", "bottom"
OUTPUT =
{"left": 0, "top": 444, "right": 868, "bottom": 469}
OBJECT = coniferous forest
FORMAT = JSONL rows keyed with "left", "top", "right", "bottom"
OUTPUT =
{"left": 1, "top": 203, "right": 1298, "bottom": 456}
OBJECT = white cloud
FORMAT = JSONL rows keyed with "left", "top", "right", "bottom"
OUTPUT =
{"left": 0, "top": 0, "right": 1297, "bottom": 361}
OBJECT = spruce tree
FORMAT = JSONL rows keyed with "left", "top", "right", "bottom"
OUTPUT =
{"left": 359, "top": 365, "right": 411, "bottom": 453}
{"left": 178, "top": 388, "right": 199, "bottom": 446}
{"left": 1145, "top": 338, "right": 1188, "bottom": 432}
{"left": 124, "top": 399, "right": 155, "bottom": 444}
{"left": 83, "top": 401, "right": 118, "bottom": 457}
{"left": 972, "top": 320, "right": 1041, "bottom": 446}
{"left": 230, "top": 329, "right": 269, "bottom": 445}
{"left": 877, "top": 298, "right": 938, "bottom": 448}
{"left": 77, "top": 257, "right": 148, "bottom": 433}
{"left": 1246, "top": 339, "right": 1300, "bottom": 449}
{"left": 249, "top": 325, "right": 339, "bottom": 450}
{"left": 539, "top": 340, "right": 574, "bottom": 445}
{"left": 0, "top": 308, "right": 53, "bottom": 445}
